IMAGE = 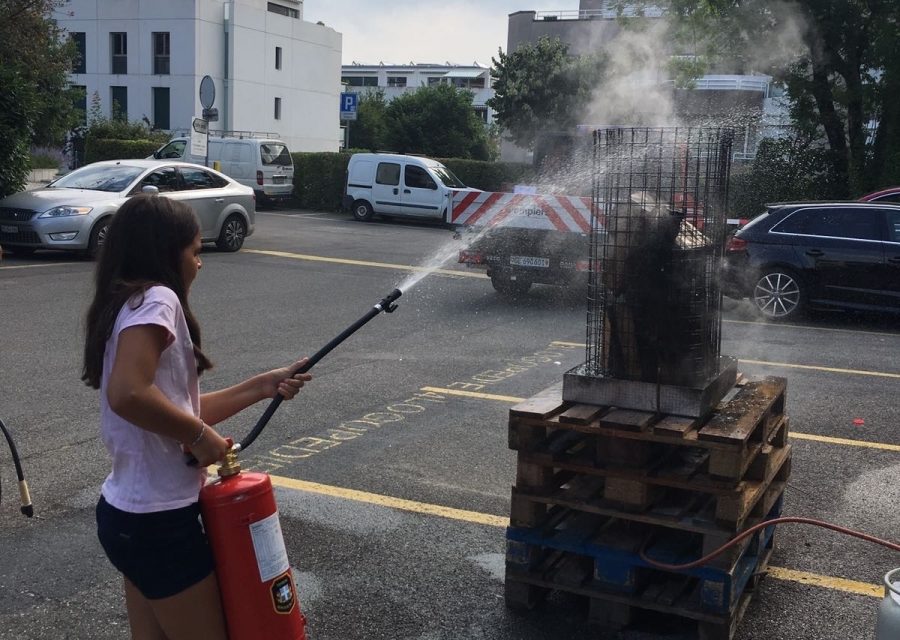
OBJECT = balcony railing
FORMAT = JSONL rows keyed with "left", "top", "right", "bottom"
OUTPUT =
{"left": 663, "top": 75, "right": 772, "bottom": 94}
{"left": 534, "top": 6, "right": 664, "bottom": 21}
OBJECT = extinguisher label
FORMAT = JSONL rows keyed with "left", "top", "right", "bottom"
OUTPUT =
{"left": 270, "top": 572, "right": 296, "bottom": 614}
{"left": 249, "top": 512, "right": 290, "bottom": 582}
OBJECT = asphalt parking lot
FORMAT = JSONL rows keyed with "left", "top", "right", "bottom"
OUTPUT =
{"left": 0, "top": 209, "right": 898, "bottom": 639}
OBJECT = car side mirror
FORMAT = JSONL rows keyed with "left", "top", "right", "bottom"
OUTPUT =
{"left": 431, "top": 183, "right": 438, "bottom": 190}
{"left": 142, "top": 185, "right": 160, "bottom": 194}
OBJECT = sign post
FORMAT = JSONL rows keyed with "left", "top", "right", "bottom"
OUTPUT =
{"left": 340, "top": 92, "right": 358, "bottom": 149}
{"left": 199, "top": 75, "right": 216, "bottom": 166}
{"left": 191, "top": 117, "right": 209, "bottom": 159}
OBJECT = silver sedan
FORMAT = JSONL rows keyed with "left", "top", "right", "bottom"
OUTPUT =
{"left": 0, "top": 160, "right": 256, "bottom": 257}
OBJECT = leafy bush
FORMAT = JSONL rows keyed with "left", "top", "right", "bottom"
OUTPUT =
{"left": 85, "top": 138, "right": 162, "bottom": 163}
{"left": 29, "top": 150, "right": 62, "bottom": 169}
{"left": 291, "top": 151, "right": 537, "bottom": 212}
{"left": 292, "top": 152, "right": 352, "bottom": 211}
{"left": 729, "top": 137, "right": 844, "bottom": 218}
{"left": 436, "top": 158, "right": 535, "bottom": 192}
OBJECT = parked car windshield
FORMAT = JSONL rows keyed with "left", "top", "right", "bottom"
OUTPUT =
{"left": 260, "top": 143, "right": 292, "bottom": 167}
{"left": 49, "top": 164, "right": 144, "bottom": 192}
{"left": 430, "top": 165, "right": 466, "bottom": 188}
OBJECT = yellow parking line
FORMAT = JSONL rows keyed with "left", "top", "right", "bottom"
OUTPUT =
{"left": 766, "top": 567, "right": 882, "bottom": 599}
{"left": 548, "top": 342, "right": 900, "bottom": 380}
{"left": 244, "top": 248, "right": 488, "bottom": 279}
{"left": 268, "top": 474, "right": 882, "bottom": 599}
{"left": 739, "top": 359, "right": 900, "bottom": 380}
{"left": 269, "top": 475, "right": 507, "bottom": 527}
{"left": 789, "top": 432, "right": 900, "bottom": 453}
{"left": 419, "top": 387, "right": 526, "bottom": 403}
{"left": 420, "top": 386, "right": 900, "bottom": 453}
{"left": 724, "top": 318, "right": 900, "bottom": 339}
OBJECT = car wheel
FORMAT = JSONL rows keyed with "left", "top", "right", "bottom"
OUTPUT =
{"left": 217, "top": 214, "right": 247, "bottom": 252}
{"left": 491, "top": 272, "right": 532, "bottom": 298}
{"left": 352, "top": 200, "right": 375, "bottom": 222}
{"left": 752, "top": 268, "right": 804, "bottom": 320}
{"left": 87, "top": 218, "right": 111, "bottom": 259}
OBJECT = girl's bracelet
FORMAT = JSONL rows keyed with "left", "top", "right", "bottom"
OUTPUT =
{"left": 189, "top": 421, "right": 207, "bottom": 447}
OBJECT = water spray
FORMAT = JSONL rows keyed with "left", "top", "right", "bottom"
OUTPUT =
{"left": 0, "top": 417, "right": 34, "bottom": 517}
{"left": 189, "top": 288, "right": 402, "bottom": 464}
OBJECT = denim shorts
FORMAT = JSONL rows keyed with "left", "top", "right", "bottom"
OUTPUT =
{"left": 96, "top": 495, "right": 215, "bottom": 600}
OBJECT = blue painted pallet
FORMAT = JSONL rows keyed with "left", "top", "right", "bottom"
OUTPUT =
{"left": 506, "top": 494, "right": 782, "bottom": 614}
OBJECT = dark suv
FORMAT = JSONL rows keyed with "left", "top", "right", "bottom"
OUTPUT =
{"left": 722, "top": 202, "right": 900, "bottom": 319}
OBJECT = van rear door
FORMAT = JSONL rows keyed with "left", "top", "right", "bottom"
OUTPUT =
{"left": 259, "top": 142, "right": 293, "bottom": 199}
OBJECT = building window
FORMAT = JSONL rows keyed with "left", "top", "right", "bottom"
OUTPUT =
{"left": 473, "top": 106, "right": 488, "bottom": 124}
{"left": 110, "top": 32, "right": 127, "bottom": 74}
{"left": 70, "top": 32, "right": 86, "bottom": 74}
{"left": 71, "top": 85, "right": 87, "bottom": 125}
{"left": 152, "top": 87, "right": 170, "bottom": 130}
{"left": 152, "top": 32, "right": 170, "bottom": 75}
{"left": 341, "top": 76, "right": 378, "bottom": 87}
{"left": 275, "top": 46, "right": 282, "bottom": 70}
{"left": 387, "top": 76, "right": 407, "bottom": 88}
{"left": 111, "top": 86, "right": 128, "bottom": 121}
{"left": 427, "top": 76, "right": 443, "bottom": 86}
{"left": 274, "top": 97, "right": 282, "bottom": 120}
{"left": 267, "top": 2, "right": 299, "bottom": 18}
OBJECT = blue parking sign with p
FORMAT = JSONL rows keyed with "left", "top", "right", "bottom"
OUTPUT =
{"left": 340, "top": 92, "right": 358, "bottom": 121}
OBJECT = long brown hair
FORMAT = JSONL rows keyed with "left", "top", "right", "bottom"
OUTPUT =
{"left": 81, "top": 195, "right": 212, "bottom": 389}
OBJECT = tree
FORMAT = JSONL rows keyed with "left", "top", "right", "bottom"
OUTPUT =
{"left": 487, "top": 37, "right": 606, "bottom": 150}
{"left": 0, "top": 0, "right": 79, "bottom": 196}
{"left": 656, "top": 0, "right": 900, "bottom": 196}
{"left": 348, "top": 89, "right": 388, "bottom": 151}
{"left": 385, "top": 83, "right": 492, "bottom": 160}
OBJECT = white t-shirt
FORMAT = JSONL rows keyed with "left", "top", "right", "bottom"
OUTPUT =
{"left": 99, "top": 285, "right": 206, "bottom": 513}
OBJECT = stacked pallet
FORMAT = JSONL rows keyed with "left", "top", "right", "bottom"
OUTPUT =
{"left": 505, "top": 376, "right": 791, "bottom": 640}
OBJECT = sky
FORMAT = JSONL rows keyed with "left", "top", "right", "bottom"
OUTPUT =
{"left": 302, "top": 0, "right": 575, "bottom": 66}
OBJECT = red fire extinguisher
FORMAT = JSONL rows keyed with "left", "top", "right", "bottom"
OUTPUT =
{"left": 195, "top": 288, "right": 403, "bottom": 639}
{"left": 200, "top": 443, "right": 306, "bottom": 640}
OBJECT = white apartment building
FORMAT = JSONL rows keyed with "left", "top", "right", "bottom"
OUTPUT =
{"left": 57, "top": 0, "right": 343, "bottom": 151}
{"left": 340, "top": 62, "right": 496, "bottom": 125}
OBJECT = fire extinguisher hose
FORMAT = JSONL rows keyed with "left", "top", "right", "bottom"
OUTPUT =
{"left": 187, "top": 288, "right": 402, "bottom": 465}
{"left": 0, "top": 416, "right": 34, "bottom": 517}
{"left": 640, "top": 516, "right": 900, "bottom": 571}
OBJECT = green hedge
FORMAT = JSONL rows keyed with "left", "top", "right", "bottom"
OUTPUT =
{"left": 292, "top": 152, "right": 353, "bottom": 211}
{"left": 291, "top": 151, "right": 536, "bottom": 212}
{"left": 85, "top": 138, "right": 161, "bottom": 163}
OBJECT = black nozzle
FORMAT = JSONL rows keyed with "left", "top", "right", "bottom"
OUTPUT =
{"left": 378, "top": 288, "right": 402, "bottom": 313}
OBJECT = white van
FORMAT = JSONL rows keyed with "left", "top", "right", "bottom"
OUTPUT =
{"left": 151, "top": 134, "right": 294, "bottom": 204}
{"left": 343, "top": 153, "right": 475, "bottom": 222}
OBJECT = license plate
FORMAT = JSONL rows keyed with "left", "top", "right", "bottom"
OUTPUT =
{"left": 510, "top": 255, "right": 550, "bottom": 268}
{"left": 272, "top": 175, "right": 285, "bottom": 184}
{"left": 1, "top": 225, "right": 17, "bottom": 234}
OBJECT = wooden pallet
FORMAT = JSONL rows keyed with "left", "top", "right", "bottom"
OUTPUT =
{"left": 511, "top": 443, "right": 791, "bottom": 533}
{"left": 507, "top": 489, "right": 783, "bottom": 611}
{"left": 510, "top": 377, "right": 787, "bottom": 484}
{"left": 505, "top": 375, "right": 791, "bottom": 638}
{"left": 505, "top": 540, "right": 773, "bottom": 640}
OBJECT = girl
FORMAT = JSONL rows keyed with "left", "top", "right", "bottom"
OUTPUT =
{"left": 82, "top": 194, "right": 311, "bottom": 640}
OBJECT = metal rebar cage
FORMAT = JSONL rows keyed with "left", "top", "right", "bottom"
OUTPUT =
{"left": 585, "top": 127, "right": 734, "bottom": 387}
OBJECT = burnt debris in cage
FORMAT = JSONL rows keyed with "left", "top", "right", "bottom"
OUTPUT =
{"left": 585, "top": 127, "right": 734, "bottom": 388}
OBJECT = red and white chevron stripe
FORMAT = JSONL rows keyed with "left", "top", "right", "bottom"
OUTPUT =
{"left": 450, "top": 190, "right": 595, "bottom": 233}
